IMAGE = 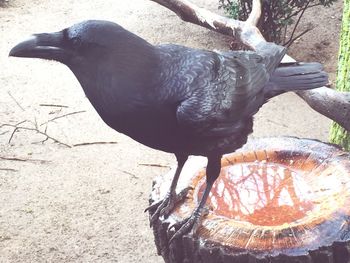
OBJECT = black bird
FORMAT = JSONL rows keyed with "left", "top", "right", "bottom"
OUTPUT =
{"left": 9, "top": 20, "right": 328, "bottom": 241}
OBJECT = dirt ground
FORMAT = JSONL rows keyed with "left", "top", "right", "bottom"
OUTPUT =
{"left": 0, "top": 0, "right": 344, "bottom": 262}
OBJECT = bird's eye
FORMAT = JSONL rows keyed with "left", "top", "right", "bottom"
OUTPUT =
{"left": 71, "top": 37, "right": 82, "bottom": 48}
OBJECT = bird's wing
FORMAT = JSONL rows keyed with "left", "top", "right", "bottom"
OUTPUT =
{"left": 175, "top": 49, "right": 272, "bottom": 137}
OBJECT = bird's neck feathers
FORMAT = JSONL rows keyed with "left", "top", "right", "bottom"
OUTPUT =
{"left": 69, "top": 31, "right": 160, "bottom": 121}
{"left": 77, "top": 30, "right": 159, "bottom": 89}
{"left": 112, "top": 33, "right": 159, "bottom": 83}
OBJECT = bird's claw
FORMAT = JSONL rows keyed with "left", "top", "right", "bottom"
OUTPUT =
{"left": 145, "top": 186, "right": 193, "bottom": 227}
{"left": 169, "top": 206, "right": 209, "bottom": 243}
{"left": 169, "top": 216, "right": 199, "bottom": 243}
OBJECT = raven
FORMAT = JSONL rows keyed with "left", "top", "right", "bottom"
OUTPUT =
{"left": 9, "top": 20, "right": 328, "bottom": 241}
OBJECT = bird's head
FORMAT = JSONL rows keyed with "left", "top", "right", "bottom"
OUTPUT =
{"left": 9, "top": 19, "right": 158, "bottom": 99}
{"left": 9, "top": 20, "right": 154, "bottom": 69}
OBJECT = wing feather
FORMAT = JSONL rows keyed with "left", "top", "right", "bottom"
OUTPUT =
{"left": 156, "top": 44, "right": 284, "bottom": 139}
{"left": 175, "top": 49, "right": 271, "bottom": 137}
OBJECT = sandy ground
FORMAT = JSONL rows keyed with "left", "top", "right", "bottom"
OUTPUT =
{"left": 0, "top": 0, "right": 343, "bottom": 262}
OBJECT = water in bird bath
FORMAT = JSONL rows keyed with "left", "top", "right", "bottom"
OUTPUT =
{"left": 196, "top": 161, "right": 315, "bottom": 226}
{"left": 184, "top": 141, "right": 350, "bottom": 252}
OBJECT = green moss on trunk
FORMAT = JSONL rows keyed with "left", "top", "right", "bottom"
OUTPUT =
{"left": 329, "top": 0, "right": 350, "bottom": 150}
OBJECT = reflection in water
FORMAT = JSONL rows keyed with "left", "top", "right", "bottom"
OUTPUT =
{"left": 183, "top": 139, "right": 350, "bottom": 252}
{"left": 198, "top": 162, "right": 314, "bottom": 226}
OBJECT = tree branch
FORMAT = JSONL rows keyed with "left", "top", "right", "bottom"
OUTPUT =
{"left": 150, "top": 0, "right": 265, "bottom": 48}
{"left": 284, "top": 25, "right": 315, "bottom": 47}
{"left": 246, "top": 0, "right": 261, "bottom": 26}
{"left": 150, "top": 0, "right": 241, "bottom": 33}
{"left": 297, "top": 88, "right": 350, "bottom": 132}
{"left": 284, "top": 0, "right": 311, "bottom": 47}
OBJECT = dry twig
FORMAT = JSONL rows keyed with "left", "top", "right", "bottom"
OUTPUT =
{"left": 39, "top": 103, "right": 69, "bottom": 108}
{"left": 1, "top": 123, "right": 72, "bottom": 148}
{"left": 0, "top": 168, "right": 18, "bottom": 172}
{"left": 0, "top": 156, "right": 49, "bottom": 164}
{"left": 73, "top": 141, "right": 118, "bottom": 147}
{"left": 1, "top": 118, "right": 118, "bottom": 148}
{"left": 7, "top": 91, "right": 25, "bottom": 111}
{"left": 138, "top": 163, "right": 171, "bottom": 168}
{"left": 40, "top": 110, "right": 86, "bottom": 126}
{"left": 118, "top": 169, "right": 139, "bottom": 179}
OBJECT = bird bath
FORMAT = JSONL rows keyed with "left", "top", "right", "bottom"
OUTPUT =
{"left": 149, "top": 137, "right": 350, "bottom": 262}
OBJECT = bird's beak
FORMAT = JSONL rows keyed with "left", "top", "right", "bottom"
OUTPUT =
{"left": 9, "top": 31, "right": 70, "bottom": 62}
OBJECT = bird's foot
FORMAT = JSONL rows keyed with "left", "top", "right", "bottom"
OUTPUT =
{"left": 145, "top": 186, "right": 193, "bottom": 226}
{"left": 169, "top": 206, "right": 209, "bottom": 243}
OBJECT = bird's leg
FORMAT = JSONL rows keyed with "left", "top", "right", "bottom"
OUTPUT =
{"left": 169, "top": 154, "right": 222, "bottom": 242}
{"left": 146, "top": 154, "right": 189, "bottom": 226}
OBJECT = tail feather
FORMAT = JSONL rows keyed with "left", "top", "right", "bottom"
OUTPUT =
{"left": 256, "top": 42, "right": 286, "bottom": 74}
{"left": 265, "top": 62, "right": 328, "bottom": 98}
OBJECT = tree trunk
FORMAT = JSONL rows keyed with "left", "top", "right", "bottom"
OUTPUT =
{"left": 149, "top": 137, "right": 350, "bottom": 263}
{"left": 329, "top": 0, "right": 350, "bottom": 150}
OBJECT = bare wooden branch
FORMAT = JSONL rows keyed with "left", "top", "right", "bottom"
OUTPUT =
{"left": 149, "top": 0, "right": 265, "bottom": 49}
{"left": 151, "top": 0, "right": 242, "bottom": 34}
{"left": 246, "top": 0, "right": 262, "bottom": 26}
{"left": 150, "top": 0, "right": 350, "bottom": 132}
{"left": 297, "top": 88, "right": 350, "bottom": 132}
